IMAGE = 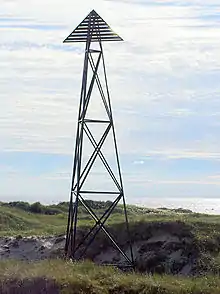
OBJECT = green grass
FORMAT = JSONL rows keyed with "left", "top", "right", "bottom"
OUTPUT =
{"left": 2, "top": 202, "right": 220, "bottom": 271}
{"left": 0, "top": 202, "right": 162, "bottom": 236}
{"left": 0, "top": 205, "right": 67, "bottom": 236}
{"left": 1, "top": 202, "right": 220, "bottom": 292}
{"left": 0, "top": 259, "right": 220, "bottom": 294}
{"left": 1, "top": 203, "right": 220, "bottom": 242}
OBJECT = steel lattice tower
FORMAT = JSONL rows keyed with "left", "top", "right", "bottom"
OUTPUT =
{"left": 64, "top": 10, "right": 134, "bottom": 268}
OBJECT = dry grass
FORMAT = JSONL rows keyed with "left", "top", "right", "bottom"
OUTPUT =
{"left": 0, "top": 259, "right": 220, "bottom": 294}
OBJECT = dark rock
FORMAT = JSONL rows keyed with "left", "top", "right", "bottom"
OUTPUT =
{"left": 24, "top": 238, "right": 36, "bottom": 243}
{"left": 2, "top": 245, "right": 10, "bottom": 253}
{"left": 54, "top": 236, "right": 65, "bottom": 244}
{"left": 49, "top": 248, "right": 64, "bottom": 258}
{"left": 138, "top": 242, "right": 161, "bottom": 254}
{"left": 135, "top": 251, "right": 167, "bottom": 273}
{"left": 9, "top": 240, "right": 19, "bottom": 248}
{"left": 4, "top": 238, "right": 11, "bottom": 243}
{"left": 16, "top": 235, "right": 23, "bottom": 240}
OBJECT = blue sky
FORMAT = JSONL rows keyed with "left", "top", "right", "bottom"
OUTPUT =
{"left": 1, "top": 0, "right": 220, "bottom": 204}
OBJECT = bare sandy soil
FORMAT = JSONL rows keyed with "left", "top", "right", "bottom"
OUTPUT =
{"left": 0, "top": 235, "right": 65, "bottom": 261}
{"left": 0, "top": 228, "right": 196, "bottom": 276}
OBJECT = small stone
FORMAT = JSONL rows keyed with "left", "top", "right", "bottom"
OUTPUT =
{"left": 54, "top": 236, "right": 65, "bottom": 244}
{"left": 24, "top": 237, "right": 35, "bottom": 243}
{"left": 2, "top": 245, "right": 10, "bottom": 253}
{"left": 4, "top": 237, "right": 12, "bottom": 243}
{"left": 16, "top": 235, "right": 23, "bottom": 240}
{"left": 10, "top": 240, "right": 19, "bottom": 248}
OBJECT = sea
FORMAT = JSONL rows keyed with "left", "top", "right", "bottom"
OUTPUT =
{"left": 135, "top": 198, "right": 220, "bottom": 215}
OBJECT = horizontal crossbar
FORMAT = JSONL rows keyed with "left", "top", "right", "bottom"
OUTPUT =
{"left": 79, "top": 191, "right": 120, "bottom": 194}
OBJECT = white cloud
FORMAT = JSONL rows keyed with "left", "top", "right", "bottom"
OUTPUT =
{"left": 133, "top": 160, "right": 145, "bottom": 165}
{"left": 145, "top": 150, "right": 220, "bottom": 160}
{"left": 154, "top": 180, "right": 220, "bottom": 186}
{"left": 1, "top": 0, "right": 220, "bottom": 200}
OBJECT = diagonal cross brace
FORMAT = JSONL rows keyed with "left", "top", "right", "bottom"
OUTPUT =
{"left": 83, "top": 123, "right": 121, "bottom": 191}
{"left": 81, "top": 51, "right": 102, "bottom": 120}
{"left": 88, "top": 53, "right": 111, "bottom": 120}
{"left": 74, "top": 194, "right": 121, "bottom": 254}
{"left": 78, "top": 194, "right": 132, "bottom": 264}
{"left": 72, "top": 123, "right": 112, "bottom": 192}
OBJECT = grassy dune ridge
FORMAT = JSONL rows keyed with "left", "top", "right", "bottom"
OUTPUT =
{"left": 1, "top": 200, "right": 220, "bottom": 239}
{"left": 0, "top": 201, "right": 181, "bottom": 236}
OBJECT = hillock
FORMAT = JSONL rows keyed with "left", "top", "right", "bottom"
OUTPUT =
{"left": 1, "top": 200, "right": 220, "bottom": 293}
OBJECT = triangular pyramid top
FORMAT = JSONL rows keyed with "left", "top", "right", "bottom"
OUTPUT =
{"left": 63, "top": 10, "right": 123, "bottom": 43}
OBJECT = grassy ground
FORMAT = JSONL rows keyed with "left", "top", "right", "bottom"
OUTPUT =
{"left": 0, "top": 202, "right": 171, "bottom": 236}
{"left": 1, "top": 202, "right": 220, "bottom": 292}
{"left": 1, "top": 259, "right": 220, "bottom": 294}
{"left": 2, "top": 202, "right": 220, "bottom": 262}
{"left": 1, "top": 202, "right": 220, "bottom": 242}
{"left": 1, "top": 202, "right": 220, "bottom": 268}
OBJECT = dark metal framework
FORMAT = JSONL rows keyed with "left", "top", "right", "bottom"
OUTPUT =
{"left": 64, "top": 10, "right": 134, "bottom": 268}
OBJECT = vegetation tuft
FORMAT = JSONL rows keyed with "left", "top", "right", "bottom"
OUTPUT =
{"left": 1, "top": 259, "right": 220, "bottom": 294}
{"left": 1, "top": 200, "right": 220, "bottom": 292}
